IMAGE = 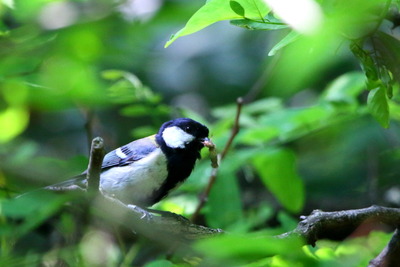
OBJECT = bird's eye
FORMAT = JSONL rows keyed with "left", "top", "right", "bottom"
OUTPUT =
{"left": 185, "top": 126, "right": 191, "bottom": 131}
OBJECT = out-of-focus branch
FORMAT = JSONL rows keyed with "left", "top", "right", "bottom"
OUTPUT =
{"left": 191, "top": 97, "right": 243, "bottom": 222}
{"left": 368, "top": 228, "right": 400, "bottom": 267}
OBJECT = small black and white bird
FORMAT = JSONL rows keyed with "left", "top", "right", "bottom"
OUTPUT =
{"left": 48, "top": 118, "right": 210, "bottom": 207}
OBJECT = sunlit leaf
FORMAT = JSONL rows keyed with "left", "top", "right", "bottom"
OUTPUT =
{"left": 367, "top": 87, "right": 390, "bottom": 128}
{"left": 0, "top": 107, "right": 29, "bottom": 143}
{"left": 266, "top": 17, "right": 343, "bottom": 94}
{"left": 165, "top": 0, "right": 270, "bottom": 47}
{"left": 2, "top": 0, "right": 14, "bottom": 9}
{"left": 252, "top": 149, "right": 304, "bottom": 213}
{"left": 239, "top": 106, "right": 333, "bottom": 145}
{"left": 268, "top": 30, "right": 301, "bottom": 56}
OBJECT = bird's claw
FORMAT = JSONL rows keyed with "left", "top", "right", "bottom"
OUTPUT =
{"left": 127, "top": 204, "right": 153, "bottom": 221}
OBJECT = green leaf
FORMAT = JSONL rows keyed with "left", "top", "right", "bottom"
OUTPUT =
{"left": 323, "top": 72, "right": 366, "bottom": 105}
{"left": 144, "top": 260, "right": 173, "bottom": 267}
{"left": 252, "top": 149, "right": 304, "bottom": 213}
{"left": 230, "top": 1, "right": 245, "bottom": 17}
{"left": 2, "top": 0, "right": 14, "bottom": 9}
{"left": 0, "top": 191, "right": 70, "bottom": 237}
{"left": 367, "top": 87, "right": 390, "bottom": 128}
{"left": 238, "top": 106, "right": 332, "bottom": 145}
{"left": 195, "top": 232, "right": 304, "bottom": 261}
{"left": 0, "top": 107, "right": 29, "bottom": 143}
{"left": 206, "top": 157, "right": 243, "bottom": 229}
{"left": 268, "top": 30, "right": 301, "bottom": 56}
{"left": 165, "top": 0, "right": 270, "bottom": 47}
{"left": 374, "top": 31, "right": 400, "bottom": 84}
{"left": 103, "top": 70, "right": 161, "bottom": 105}
{"left": 101, "top": 69, "right": 127, "bottom": 80}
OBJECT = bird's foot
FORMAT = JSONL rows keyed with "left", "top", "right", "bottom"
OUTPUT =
{"left": 145, "top": 208, "right": 190, "bottom": 222}
{"left": 127, "top": 204, "right": 153, "bottom": 221}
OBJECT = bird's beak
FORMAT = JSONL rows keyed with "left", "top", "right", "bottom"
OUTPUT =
{"left": 200, "top": 137, "right": 214, "bottom": 148}
{"left": 200, "top": 137, "right": 210, "bottom": 144}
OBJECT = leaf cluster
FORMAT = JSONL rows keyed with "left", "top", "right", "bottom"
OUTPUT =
{"left": 1, "top": 0, "right": 400, "bottom": 266}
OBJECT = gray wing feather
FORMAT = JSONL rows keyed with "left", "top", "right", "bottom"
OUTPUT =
{"left": 45, "top": 136, "right": 158, "bottom": 192}
{"left": 101, "top": 136, "right": 158, "bottom": 169}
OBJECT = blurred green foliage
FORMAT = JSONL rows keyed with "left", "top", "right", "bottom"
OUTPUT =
{"left": 1, "top": 0, "right": 400, "bottom": 266}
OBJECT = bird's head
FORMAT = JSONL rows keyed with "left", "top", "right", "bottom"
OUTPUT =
{"left": 157, "top": 118, "right": 210, "bottom": 152}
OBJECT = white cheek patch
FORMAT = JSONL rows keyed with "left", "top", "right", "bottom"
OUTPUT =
{"left": 162, "top": 126, "right": 195, "bottom": 148}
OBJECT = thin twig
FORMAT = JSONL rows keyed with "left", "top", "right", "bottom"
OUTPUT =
{"left": 191, "top": 97, "right": 244, "bottom": 222}
{"left": 243, "top": 53, "right": 280, "bottom": 103}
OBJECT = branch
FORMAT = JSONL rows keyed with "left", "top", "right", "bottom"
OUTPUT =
{"left": 94, "top": 195, "right": 223, "bottom": 243}
{"left": 279, "top": 206, "right": 400, "bottom": 246}
{"left": 86, "top": 137, "right": 105, "bottom": 193}
{"left": 369, "top": 228, "right": 400, "bottom": 267}
{"left": 191, "top": 97, "right": 243, "bottom": 222}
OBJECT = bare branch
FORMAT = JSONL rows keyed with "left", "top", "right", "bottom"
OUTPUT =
{"left": 94, "top": 195, "right": 223, "bottom": 242}
{"left": 369, "top": 228, "right": 400, "bottom": 267}
{"left": 191, "top": 97, "right": 244, "bottom": 222}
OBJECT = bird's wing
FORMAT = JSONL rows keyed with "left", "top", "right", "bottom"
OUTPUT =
{"left": 44, "top": 135, "right": 159, "bottom": 192}
{"left": 101, "top": 134, "right": 159, "bottom": 169}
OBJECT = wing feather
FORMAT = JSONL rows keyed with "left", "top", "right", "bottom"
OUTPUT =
{"left": 101, "top": 135, "right": 158, "bottom": 169}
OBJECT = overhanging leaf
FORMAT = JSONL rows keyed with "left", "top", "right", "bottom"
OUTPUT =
{"left": 252, "top": 149, "right": 304, "bottom": 213}
{"left": 165, "top": 0, "right": 270, "bottom": 47}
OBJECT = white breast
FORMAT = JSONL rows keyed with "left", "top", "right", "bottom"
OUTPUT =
{"left": 99, "top": 148, "right": 168, "bottom": 204}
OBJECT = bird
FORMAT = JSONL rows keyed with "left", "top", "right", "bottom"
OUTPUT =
{"left": 47, "top": 118, "right": 210, "bottom": 208}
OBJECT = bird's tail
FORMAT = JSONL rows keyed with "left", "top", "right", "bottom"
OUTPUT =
{"left": 45, "top": 174, "right": 87, "bottom": 192}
